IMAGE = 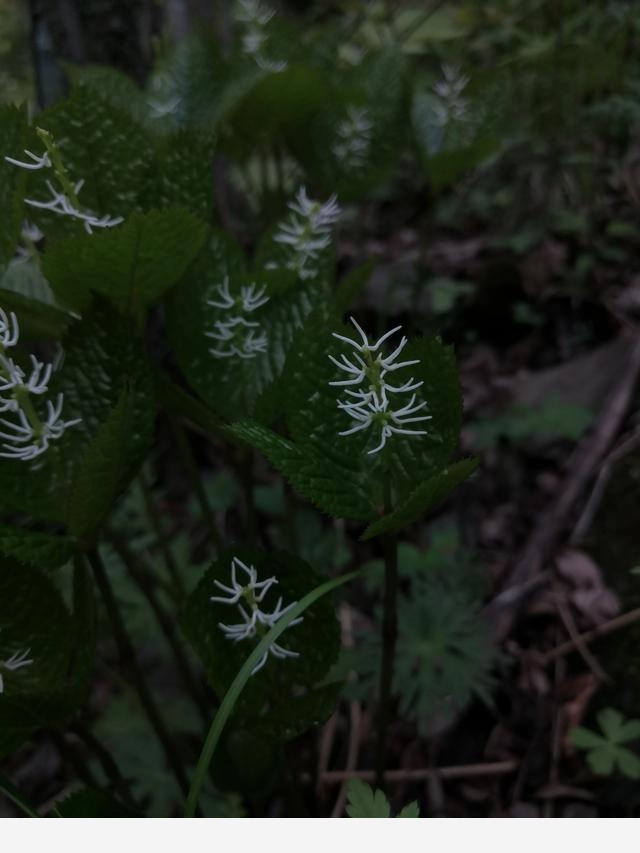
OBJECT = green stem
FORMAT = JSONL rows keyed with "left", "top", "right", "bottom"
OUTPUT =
{"left": 375, "top": 474, "right": 398, "bottom": 789}
{"left": 88, "top": 549, "right": 190, "bottom": 798}
{"left": 138, "top": 470, "right": 185, "bottom": 601}
{"left": 169, "top": 415, "right": 223, "bottom": 552}
{"left": 109, "top": 532, "right": 210, "bottom": 726}
{"left": 184, "top": 570, "right": 360, "bottom": 818}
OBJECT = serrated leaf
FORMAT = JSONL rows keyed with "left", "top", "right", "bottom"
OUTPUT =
{"left": 146, "top": 129, "right": 216, "bottom": 222}
{"left": 0, "top": 301, "right": 154, "bottom": 523}
{"left": 182, "top": 549, "right": 340, "bottom": 738}
{"left": 290, "top": 50, "right": 409, "bottom": 199}
{"left": 166, "top": 229, "right": 328, "bottom": 420}
{"left": 42, "top": 207, "right": 206, "bottom": 317}
{"left": 345, "top": 779, "right": 391, "bottom": 818}
{"left": 361, "top": 458, "right": 478, "bottom": 540}
{"left": 0, "top": 524, "right": 74, "bottom": 570}
{"left": 67, "top": 387, "right": 141, "bottom": 547}
{"left": 230, "top": 419, "right": 374, "bottom": 520}
{"left": 27, "top": 85, "right": 151, "bottom": 237}
{"left": 0, "top": 560, "right": 90, "bottom": 757}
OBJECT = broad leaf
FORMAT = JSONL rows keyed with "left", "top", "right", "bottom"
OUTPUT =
{"left": 42, "top": 207, "right": 206, "bottom": 317}
{"left": 67, "top": 387, "right": 139, "bottom": 548}
{"left": 0, "top": 560, "right": 93, "bottom": 757}
{"left": 361, "top": 458, "right": 478, "bottom": 540}
{"left": 0, "top": 524, "right": 74, "bottom": 570}
{"left": 182, "top": 549, "right": 340, "bottom": 738}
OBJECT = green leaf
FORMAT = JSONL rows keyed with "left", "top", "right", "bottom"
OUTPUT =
{"left": 290, "top": 50, "right": 409, "bottom": 199}
{"left": 42, "top": 208, "right": 206, "bottom": 317}
{"left": 67, "top": 387, "right": 140, "bottom": 547}
{"left": 230, "top": 419, "right": 374, "bottom": 520}
{"left": 398, "top": 801, "right": 420, "bottom": 818}
{"left": 0, "top": 301, "right": 154, "bottom": 523}
{"left": 166, "top": 229, "right": 328, "bottom": 420}
{"left": 184, "top": 566, "right": 358, "bottom": 817}
{"left": 0, "top": 264, "right": 72, "bottom": 340}
{"left": 361, "top": 458, "right": 478, "bottom": 540}
{"left": 146, "top": 129, "right": 216, "bottom": 222}
{"left": 182, "top": 550, "right": 341, "bottom": 721}
{"left": 0, "top": 524, "right": 74, "bottom": 570}
{"left": 0, "top": 560, "right": 91, "bottom": 757}
{"left": 29, "top": 85, "right": 151, "bottom": 234}
{"left": 614, "top": 747, "right": 640, "bottom": 780}
{"left": 345, "top": 780, "right": 391, "bottom": 818}
{"left": 571, "top": 726, "right": 606, "bottom": 750}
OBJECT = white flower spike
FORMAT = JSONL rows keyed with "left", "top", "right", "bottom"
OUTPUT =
{"left": 329, "top": 317, "right": 432, "bottom": 455}
{"left": 0, "top": 647, "right": 33, "bottom": 694}
{"left": 0, "top": 309, "right": 19, "bottom": 349}
{"left": 0, "top": 312, "right": 81, "bottom": 461}
{"left": 206, "top": 279, "right": 269, "bottom": 360}
{"left": 272, "top": 187, "right": 341, "bottom": 280}
{"left": 4, "top": 149, "right": 51, "bottom": 170}
{"left": 332, "top": 106, "right": 373, "bottom": 169}
{"left": 212, "top": 556, "right": 303, "bottom": 676}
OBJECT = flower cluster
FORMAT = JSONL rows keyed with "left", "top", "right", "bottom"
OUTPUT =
{"left": 0, "top": 644, "right": 33, "bottom": 695}
{"left": 5, "top": 131, "right": 123, "bottom": 235}
{"left": 271, "top": 186, "right": 341, "bottom": 281}
{"left": 211, "top": 557, "right": 303, "bottom": 675}
{"left": 329, "top": 317, "right": 432, "bottom": 455}
{"left": 432, "top": 64, "right": 471, "bottom": 127}
{"left": 206, "top": 278, "right": 269, "bottom": 360}
{"left": 0, "top": 308, "right": 80, "bottom": 461}
{"left": 236, "top": 0, "right": 287, "bottom": 73}
{"left": 332, "top": 106, "right": 373, "bottom": 169}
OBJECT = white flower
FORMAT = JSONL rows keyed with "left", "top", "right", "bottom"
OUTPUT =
{"left": 236, "top": 0, "right": 275, "bottom": 25}
{"left": 207, "top": 278, "right": 269, "bottom": 313}
{"left": 332, "top": 106, "right": 373, "bottom": 168}
{"left": 211, "top": 556, "right": 277, "bottom": 605}
{"left": 212, "top": 556, "right": 303, "bottom": 675}
{"left": 0, "top": 353, "right": 53, "bottom": 397}
{"left": 24, "top": 178, "right": 123, "bottom": 235}
{"left": 236, "top": 0, "right": 287, "bottom": 73}
{"left": 0, "top": 647, "right": 33, "bottom": 694}
{"left": 0, "top": 309, "right": 19, "bottom": 350}
{"left": 272, "top": 187, "right": 341, "bottom": 280}
{"left": 4, "top": 149, "right": 51, "bottom": 170}
{"left": 206, "top": 279, "right": 269, "bottom": 360}
{"left": 0, "top": 393, "right": 81, "bottom": 461}
{"left": 432, "top": 64, "right": 470, "bottom": 126}
{"left": 329, "top": 317, "right": 432, "bottom": 455}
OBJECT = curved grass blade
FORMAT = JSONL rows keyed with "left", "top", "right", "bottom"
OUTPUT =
{"left": 184, "top": 569, "right": 359, "bottom": 818}
{"left": 0, "top": 771, "right": 40, "bottom": 818}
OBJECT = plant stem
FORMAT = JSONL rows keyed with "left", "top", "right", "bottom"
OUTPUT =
{"left": 375, "top": 475, "right": 398, "bottom": 789}
{"left": 169, "top": 415, "right": 222, "bottom": 552}
{"left": 138, "top": 469, "right": 185, "bottom": 601}
{"left": 109, "top": 532, "right": 210, "bottom": 726}
{"left": 87, "top": 548, "right": 190, "bottom": 798}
